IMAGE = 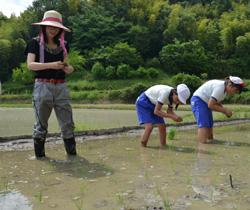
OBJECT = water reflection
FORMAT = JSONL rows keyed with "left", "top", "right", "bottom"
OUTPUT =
{"left": 191, "top": 143, "right": 221, "bottom": 202}
{"left": 146, "top": 144, "right": 196, "bottom": 154}
{"left": 211, "top": 139, "right": 250, "bottom": 147}
{"left": 41, "top": 155, "right": 113, "bottom": 179}
{"left": 137, "top": 147, "right": 166, "bottom": 209}
{"left": 0, "top": 190, "right": 32, "bottom": 210}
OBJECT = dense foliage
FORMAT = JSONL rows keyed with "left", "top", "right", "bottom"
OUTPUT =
{"left": 0, "top": 0, "right": 250, "bottom": 103}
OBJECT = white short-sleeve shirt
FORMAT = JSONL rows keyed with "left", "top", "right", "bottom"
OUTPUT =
{"left": 145, "top": 85, "right": 173, "bottom": 105}
{"left": 193, "top": 80, "right": 226, "bottom": 103}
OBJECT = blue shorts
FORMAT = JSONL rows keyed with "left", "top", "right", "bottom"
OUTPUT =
{"left": 191, "top": 96, "right": 213, "bottom": 128}
{"left": 135, "top": 92, "right": 165, "bottom": 125}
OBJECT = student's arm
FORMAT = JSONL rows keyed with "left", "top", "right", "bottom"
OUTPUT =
{"left": 27, "top": 53, "right": 65, "bottom": 71}
{"left": 154, "top": 102, "right": 182, "bottom": 122}
{"left": 208, "top": 98, "right": 232, "bottom": 117}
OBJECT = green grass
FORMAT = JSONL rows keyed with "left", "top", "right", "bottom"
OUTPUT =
{"left": 0, "top": 74, "right": 173, "bottom": 103}
{"left": 2, "top": 76, "right": 250, "bottom": 104}
{"left": 1, "top": 75, "right": 250, "bottom": 112}
{"left": 1, "top": 103, "right": 250, "bottom": 114}
{"left": 75, "top": 123, "right": 88, "bottom": 132}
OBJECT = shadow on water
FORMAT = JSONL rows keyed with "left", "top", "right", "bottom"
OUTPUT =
{"left": 37, "top": 155, "right": 113, "bottom": 179}
{"left": 146, "top": 145, "right": 213, "bottom": 155}
{"left": 211, "top": 139, "right": 250, "bottom": 147}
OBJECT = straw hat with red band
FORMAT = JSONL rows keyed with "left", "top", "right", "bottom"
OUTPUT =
{"left": 32, "top": 10, "right": 71, "bottom": 32}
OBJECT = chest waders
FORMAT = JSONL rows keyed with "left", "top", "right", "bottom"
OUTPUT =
{"left": 32, "top": 82, "right": 76, "bottom": 158}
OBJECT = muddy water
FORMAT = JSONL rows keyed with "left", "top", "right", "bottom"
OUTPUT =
{"left": 0, "top": 124, "right": 250, "bottom": 210}
{"left": 0, "top": 108, "right": 138, "bottom": 137}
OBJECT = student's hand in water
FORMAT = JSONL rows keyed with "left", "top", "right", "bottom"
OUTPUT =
{"left": 224, "top": 109, "right": 233, "bottom": 118}
{"left": 172, "top": 114, "right": 183, "bottom": 122}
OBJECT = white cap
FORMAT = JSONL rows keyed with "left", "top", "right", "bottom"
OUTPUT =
{"left": 177, "top": 84, "right": 190, "bottom": 104}
{"left": 229, "top": 76, "right": 245, "bottom": 87}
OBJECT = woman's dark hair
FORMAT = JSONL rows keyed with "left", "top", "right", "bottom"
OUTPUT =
{"left": 41, "top": 26, "right": 63, "bottom": 45}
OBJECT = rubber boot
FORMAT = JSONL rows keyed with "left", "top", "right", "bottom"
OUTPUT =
{"left": 34, "top": 138, "right": 45, "bottom": 158}
{"left": 63, "top": 137, "right": 77, "bottom": 155}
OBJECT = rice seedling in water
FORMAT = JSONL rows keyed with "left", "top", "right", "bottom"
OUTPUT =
{"left": 0, "top": 179, "right": 8, "bottom": 191}
{"left": 74, "top": 199, "right": 84, "bottom": 210}
{"left": 73, "top": 185, "right": 86, "bottom": 210}
{"left": 167, "top": 128, "right": 176, "bottom": 140}
{"left": 116, "top": 193, "right": 126, "bottom": 207}
{"left": 34, "top": 191, "right": 43, "bottom": 203}
{"left": 156, "top": 186, "right": 171, "bottom": 210}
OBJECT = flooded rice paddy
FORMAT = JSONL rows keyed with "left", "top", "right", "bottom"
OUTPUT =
{"left": 0, "top": 107, "right": 138, "bottom": 137}
{"left": 1, "top": 123, "right": 250, "bottom": 210}
{"left": 1, "top": 106, "right": 248, "bottom": 138}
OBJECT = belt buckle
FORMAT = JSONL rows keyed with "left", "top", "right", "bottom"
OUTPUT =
{"left": 50, "top": 79, "right": 56, "bottom": 84}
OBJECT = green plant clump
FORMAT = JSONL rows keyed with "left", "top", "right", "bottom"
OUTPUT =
{"left": 167, "top": 127, "right": 176, "bottom": 140}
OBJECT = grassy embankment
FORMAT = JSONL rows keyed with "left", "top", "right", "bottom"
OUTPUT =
{"left": 1, "top": 75, "right": 250, "bottom": 104}
{"left": 0, "top": 73, "right": 172, "bottom": 104}
{"left": 1, "top": 75, "right": 250, "bottom": 120}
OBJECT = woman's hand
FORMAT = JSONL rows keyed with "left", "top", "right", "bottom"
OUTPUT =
{"left": 51, "top": 61, "right": 65, "bottom": 69}
{"left": 27, "top": 54, "right": 65, "bottom": 71}
{"left": 63, "top": 64, "right": 74, "bottom": 74}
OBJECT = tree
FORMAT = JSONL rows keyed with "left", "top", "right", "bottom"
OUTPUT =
{"left": 91, "top": 62, "right": 105, "bottom": 80}
{"left": 11, "top": 38, "right": 26, "bottom": 70}
{"left": 107, "top": 42, "right": 143, "bottom": 67}
{"left": 0, "top": 39, "right": 12, "bottom": 81}
{"left": 67, "top": 49, "right": 86, "bottom": 71}
{"left": 172, "top": 73, "right": 202, "bottom": 93}
{"left": 197, "top": 18, "right": 220, "bottom": 52}
{"left": 116, "top": 63, "right": 131, "bottom": 79}
{"left": 12, "top": 63, "right": 33, "bottom": 84}
{"left": 88, "top": 42, "right": 142, "bottom": 68}
{"left": 91, "top": 0, "right": 131, "bottom": 18}
{"left": 220, "top": 20, "right": 250, "bottom": 55}
{"left": 70, "top": 11, "right": 131, "bottom": 53}
{"left": 0, "top": 12, "right": 7, "bottom": 26}
{"left": 236, "top": 32, "right": 250, "bottom": 56}
{"left": 163, "top": 5, "right": 197, "bottom": 43}
{"left": 127, "top": 25, "right": 151, "bottom": 58}
{"left": 213, "top": 0, "right": 232, "bottom": 15}
{"left": 159, "top": 40, "right": 208, "bottom": 75}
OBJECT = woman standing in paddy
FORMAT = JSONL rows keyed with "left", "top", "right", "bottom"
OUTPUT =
{"left": 135, "top": 84, "right": 190, "bottom": 147}
{"left": 191, "top": 76, "right": 245, "bottom": 144}
{"left": 26, "top": 10, "right": 76, "bottom": 158}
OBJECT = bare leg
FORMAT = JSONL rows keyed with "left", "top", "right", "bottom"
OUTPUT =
{"left": 206, "top": 128, "right": 213, "bottom": 143}
{"left": 141, "top": 123, "right": 153, "bottom": 147}
{"left": 197, "top": 128, "right": 211, "bottom": 144}
{"left": 158, "top": 124, "right": 166, "bottom": 147}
